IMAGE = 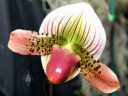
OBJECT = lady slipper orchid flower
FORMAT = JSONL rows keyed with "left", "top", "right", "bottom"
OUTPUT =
{"left": 8, "top": 2, "right": 120, "bottom": 93}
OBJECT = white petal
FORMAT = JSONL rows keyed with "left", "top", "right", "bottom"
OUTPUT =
{"left": 39, "top": 2, "right": 106, "bottom": 81}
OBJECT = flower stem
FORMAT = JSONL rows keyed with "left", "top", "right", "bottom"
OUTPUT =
{"left": 49, "top": 83, "right": 54, "bottom": 96}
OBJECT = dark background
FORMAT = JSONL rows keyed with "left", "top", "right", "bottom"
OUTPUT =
{"left": 0, "top": 0, "right": 80, "bottom": 96}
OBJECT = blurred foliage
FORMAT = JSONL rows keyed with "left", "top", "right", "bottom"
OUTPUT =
{"left": 74, "top": 90, "right": 85, "bottom": 96}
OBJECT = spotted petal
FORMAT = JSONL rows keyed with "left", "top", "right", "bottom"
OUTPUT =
{"left": 80, "top": 62, "right": 120, "bottom": 93}
{"left": 8, "top": 29, "right": 56, "bottom": 55}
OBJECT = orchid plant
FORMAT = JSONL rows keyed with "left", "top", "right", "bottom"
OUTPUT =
{"left": 8, "top": 2, "right": 120, "bottom": 93}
